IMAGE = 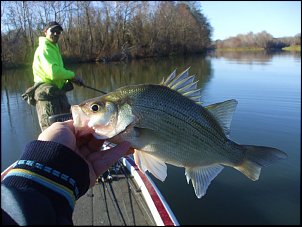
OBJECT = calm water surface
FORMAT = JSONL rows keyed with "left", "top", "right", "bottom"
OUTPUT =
{"left": 1, "top": 51, "right": 300, "bottom": 224}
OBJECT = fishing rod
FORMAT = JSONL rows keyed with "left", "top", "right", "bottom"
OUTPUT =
{"left": 81, "top": 84, "right": 107, "bottom": 94}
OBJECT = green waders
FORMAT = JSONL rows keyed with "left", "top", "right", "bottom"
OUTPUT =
{"left": 22, "top": 82, "right": 73, "bottom": 131}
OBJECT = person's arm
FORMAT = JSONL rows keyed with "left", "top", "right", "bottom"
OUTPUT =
{"left": 2, "top": 140, "right": 86, "bottom": 225}
{"left": 1, "top": 121, "right": 132, "bottom": 225}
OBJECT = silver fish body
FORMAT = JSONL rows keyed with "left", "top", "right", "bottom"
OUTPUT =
{"left": 110, "top": 85, "right": 239, "bottom": 166}
{"left": 71, "top": 68, "right": 287, "bottom": 198}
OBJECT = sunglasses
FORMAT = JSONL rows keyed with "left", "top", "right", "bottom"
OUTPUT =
{"left": 50, "top": 28, "right": 62, "bottom": 35}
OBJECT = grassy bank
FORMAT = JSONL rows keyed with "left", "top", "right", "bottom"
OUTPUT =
{"left": 215, "top": 47, "right": 264, "bottom": 52}
{"left": 282, "top": 45, "right": 301, "bottom": 51}
{"left": 216, "top": 45, "right": 301, "bottom": 52}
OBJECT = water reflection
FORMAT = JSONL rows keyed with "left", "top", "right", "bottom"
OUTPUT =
{"left": 208, "top": 50, "right": 301, "bottom": 65}
{"left": 67, "top": 55, "right": 212, "bottom": 104}
{"left": 1, "top": 67, "right": 39, "bottom": 131}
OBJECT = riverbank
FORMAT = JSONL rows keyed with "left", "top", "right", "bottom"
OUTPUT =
{"left": 2, "top": 51, "right": 208, "bottom": 71}
{"left": 216, "top": 45, "right": 301, "bottom": 52}
{"left": 3, "top": 46, "right": 300, "bottom": 71}
{"left": 282, "top": 45, "right": 301, "bottom": 51}
{"left": 215, "top": 47, "right": 264, "bottom": 52}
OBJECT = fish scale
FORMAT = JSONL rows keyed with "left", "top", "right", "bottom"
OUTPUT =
{"left": 118, "top": 85, "right": 236, "bottom": 167}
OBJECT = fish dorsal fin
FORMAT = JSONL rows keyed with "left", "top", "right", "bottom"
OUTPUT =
{"left": 185, "top": 164, "right": 223, "bottom": 199}
{"left": 161, "top": 69, "right": 177, "bottom": 85}
{"left": 133, "top": 149, "right": 167, "bottom": 182}
{"left": 205, "top": 99, "right": 238, "bottom": 136}
{"left": 161, "top": 68, "right": 202, "bottom": 104}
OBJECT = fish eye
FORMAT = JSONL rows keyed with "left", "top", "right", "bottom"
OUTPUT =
{"left": 91, "top": 104, "right": 100, "bottom": 112}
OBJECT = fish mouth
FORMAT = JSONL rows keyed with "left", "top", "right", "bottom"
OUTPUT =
{"left": 71, "top": 105, "right": 93, "bottom": 136}
{"left": 91, "top": 124, "right": 116, "bottom": 139}
{"left": 71, "top": 105, "right": 88, "bottom": 127}
{"left": 71, "top": 104, "right": 118, "bottom": 139}
{"left": 71, "top": 102, "right": 135, "bottom": 140}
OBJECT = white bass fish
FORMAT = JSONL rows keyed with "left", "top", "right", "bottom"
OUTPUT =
{"left": 71, "top": 68, "right": 287, "bottom": 198}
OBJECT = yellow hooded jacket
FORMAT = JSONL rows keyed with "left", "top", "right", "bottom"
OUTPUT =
{"left": 33, "top": 37, "right": 75, "bottom": 89}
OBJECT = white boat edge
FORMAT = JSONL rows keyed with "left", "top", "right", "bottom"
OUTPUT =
{"left": 121, "top": 156, "right": 179, "bottom": 226}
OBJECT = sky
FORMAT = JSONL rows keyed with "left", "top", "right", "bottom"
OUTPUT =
{"left": 200, "top": 1, "right": 301, "bottom": 40}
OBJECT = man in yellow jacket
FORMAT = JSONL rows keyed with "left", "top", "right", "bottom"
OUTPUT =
{"left": 32, "top": 21, "right": 83, "bottom": 131}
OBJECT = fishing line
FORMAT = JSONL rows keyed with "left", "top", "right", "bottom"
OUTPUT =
{"left": 104, "top": 143, "right": 136, "bottom": 224}
{"left": 101, "top": 181, "right": 112, "bottom": 225}
{"left": 107, "top": 181, "right": 127, "bottom": 226}
{"left": 118, "top": 159, "right": 136, "bottom": 225}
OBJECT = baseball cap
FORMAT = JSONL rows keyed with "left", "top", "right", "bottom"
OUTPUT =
{"left": 44, "top": 21, "right": 63, "bottom": 32}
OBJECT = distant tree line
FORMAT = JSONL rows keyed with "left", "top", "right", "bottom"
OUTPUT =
{"left": 214, "top": 31, "right": 301, "bottom": 50}
{"left": 1, "top": 1, "right": 212, "bottom": 69}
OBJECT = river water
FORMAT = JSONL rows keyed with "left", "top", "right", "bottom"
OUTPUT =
{"left": 1, "top": 51, "right": 300, "bottom": 224}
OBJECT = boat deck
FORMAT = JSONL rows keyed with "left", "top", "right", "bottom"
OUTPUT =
{"left": 72, "top": 164, "right": 156, "bottom": 226}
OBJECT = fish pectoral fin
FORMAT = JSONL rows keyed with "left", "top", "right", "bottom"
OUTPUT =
{"left": 133, "top": 127, "right": 158, "bottom": 143}
{"left": 185, "top": 164, "right": 224, "bottom": 199}
{"left": 204, "top": 99, "right": 238, "bottom": 136}
{"left": 133, "top": 149, "right": 167, "bottom": 182}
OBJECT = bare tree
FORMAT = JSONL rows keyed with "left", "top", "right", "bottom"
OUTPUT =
{"left": 2, "top": 1, "right": 214, "bottom": 68}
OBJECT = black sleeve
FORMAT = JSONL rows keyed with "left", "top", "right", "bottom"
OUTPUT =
{"left": 1, "top": 140, "right": 90, "bottom": 225}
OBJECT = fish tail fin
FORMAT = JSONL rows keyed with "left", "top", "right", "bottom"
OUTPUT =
{"left": 234, "top": 145, "right": 287, "bottom": 181}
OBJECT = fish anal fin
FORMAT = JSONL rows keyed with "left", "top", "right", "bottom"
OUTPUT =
{"left": 185, "top": 164, "right": 223, "bottom": 199}
{"left": 205, "top": 99, "right": 238, "bottom": 136}
{"left": 133, "top": 149, "right": 167, "bottom": 182}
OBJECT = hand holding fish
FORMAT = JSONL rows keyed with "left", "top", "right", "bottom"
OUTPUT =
{"left": 38, "top": 120, "right": 133, "bottom": 187}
